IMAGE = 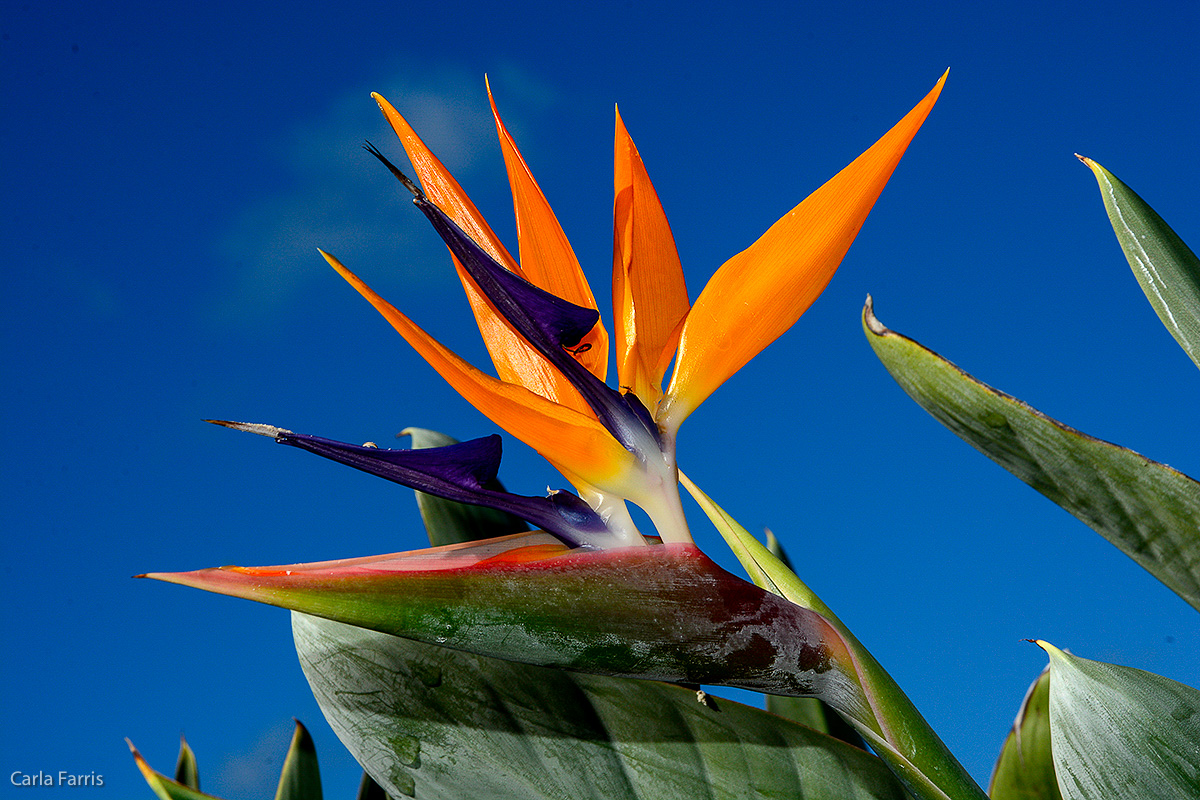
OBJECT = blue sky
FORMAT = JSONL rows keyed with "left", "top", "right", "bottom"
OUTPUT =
{"left": 3, "top": 0, "right": 1198, "bottom": 796}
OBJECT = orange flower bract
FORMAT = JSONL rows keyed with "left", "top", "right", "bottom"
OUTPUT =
{"left": 326, "top": 72, "right": 947, "bottom": 543}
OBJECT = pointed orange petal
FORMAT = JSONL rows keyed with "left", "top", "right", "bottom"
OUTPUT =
{"left": 487, "top": 80, "right": 609, "bottom": 382}
{"left": 321, "top": 249, "right": 637, "bottom": 490}
{"left": 372, "top": 92, "right": 519, "bottom": 271}
{"left": 660, "top": 71, "right": 948, "bottom": 433}
{"left": 613, "top": 108, "right": 691, "bottom": 409}
{"left": 452, "top": 264, "right": 594, "bottom": 416}
{"left": 373, "top": 92, "right": 591, "bottom": 414}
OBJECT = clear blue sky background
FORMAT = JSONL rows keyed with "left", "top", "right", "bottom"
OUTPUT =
{"left": 3, "top": 0, "right": 1198, "bottom": 796}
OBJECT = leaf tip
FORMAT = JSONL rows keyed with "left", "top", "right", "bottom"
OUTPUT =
{"left": 291, "top": 718, "right": 317, "bottom": 752}
{"left": 1031, "top": 639, "right": 1065, "bottom": 660}
{"left": 1074, "top": 153, "right": 1104, "bottom": 174}
{"left": 862, "top": 295, "right": 889, "bottom": 336}
{"left": 126, "top": 739, "right": 155, "bottom": 779}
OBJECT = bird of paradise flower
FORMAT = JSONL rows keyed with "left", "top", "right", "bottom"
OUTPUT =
{"left": 145, "top": 70, "right": 988, "bottom": 800}
{"left": 204, "top": 71, "right": 943, "bottom": 548}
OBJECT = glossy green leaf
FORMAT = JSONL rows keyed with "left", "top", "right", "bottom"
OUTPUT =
{"left": 129, "top": 741, "right": 226, "bottom": 800}
{"left": 275, "top": 720, "right": 323, "bottom": 800}
{"left": 864, "top": 298, "right": 1200, "bottom": 611}
{"left": 989, "top": 668, "right": 1062, "bottom": 800}
{"left": 146, "top": 539, "right": 870, "bottom": 717}
{"left": 174, "top": 735, "right": 200, "bottom": 791}
{"left": 1038, "top": 641, "right": 1200, "bottom": 799}
{"left": 293, "top": 612, "right": 908, "bottom": 800}
{"left": 1080, "top": 156, "right": 1200, "bottom": 370}
{"left": 401, "top": 427, "right": 527, "bottom": 546}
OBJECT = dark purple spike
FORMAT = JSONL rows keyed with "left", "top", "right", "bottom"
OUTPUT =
{"left": 418, "top": 202, "right": 600, "bottom": 348}
{"left": 278, "top": 431, "right": 503, "bottom": 494}
{"left": 363, "top": 143, "right": 663, "bottom": 455}
{"left": 364, "top": 142, "right": 598, "bottom": 349}
{"left": 207, "top": 421, "right": 614, "bottom": 549}
{"left": 420, "top": 200, "right": 664, "bottom": 455}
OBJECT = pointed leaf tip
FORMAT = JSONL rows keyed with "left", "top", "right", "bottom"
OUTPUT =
{"left": 862, "top": 295, "right": 888, "bottom": 336}
{"left": 988, "top": 666, "right": 1060, "bottom": 800}
{"left": 175, "top": 734, "right": 200, "bottom": 791}
{"left": 275, "top": 719, "right": 322, "bottom": 800}
{"left": 1081, "top": 156, "right": 1200, "bottom": 370}
{"left": 129, "top": 739, "right": 224, "bottom": 800}
{"left": 866, "top": 310, "right": 1200, "bottom": 610}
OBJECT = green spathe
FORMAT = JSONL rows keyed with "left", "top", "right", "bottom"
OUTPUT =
{"left": 144, "top": 538, "right": 868, "bottom": 719}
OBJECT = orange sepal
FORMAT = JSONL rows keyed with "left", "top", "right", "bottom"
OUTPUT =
{"left": 321, "top": 249, "right": 637, "bottom": 491}
{"left": 373, "top": 92, "right": 593, "bottom": 414}
{"left": 660, "top": 71, "right": 948, "bottom": 432}
{"left": 372, "top": 92, "right": 518, "bottom": 270}
{"left": 487, "top": 80, "right": 608, "bottom": 382}
{"left": 613, "top": 107, "right": 690, "bottom": 409}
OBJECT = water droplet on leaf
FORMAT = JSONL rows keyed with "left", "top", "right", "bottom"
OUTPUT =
{"left": 392, "top": 734, "right": 421, "bottom": 768}
{"left": 389, "top": 769, "right": 416, "bottom": 798}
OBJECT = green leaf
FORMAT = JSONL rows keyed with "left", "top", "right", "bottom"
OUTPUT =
{"left": 293, "top": 612, "right": 908, "bottom": 800}
{"left": 989, "top": 668, "right": 1062, "bottom": 800}
{"left": 1079, "top": 156, "right": 1200, "bottom": 370}
{"left": 863, "top": 297, "right": 1200, "bottom": 611}
{"left": 401, "top": 427, "right": 527, "bottom": 546}
{"left": 275, "top": 720, "right": 323, "bottom": 800}
{"left": 174, "top": 735, "right": 200, "bottom": 791}
{"left": 356, "top": 772, "right": 391, "bottom": 800}
{"left": 129, "top": 741, "right": 227, "bottom": 800}
{"left": 1037, "top": 641, "right": 1200, "bottom": 799}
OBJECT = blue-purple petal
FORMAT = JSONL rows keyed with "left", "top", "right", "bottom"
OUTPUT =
{"left": 364, "top": 142, "right": 663, "bottom": 457}
{"left": 416, "top": 199, "right": 665, "bottom": 455}
{"left": 244, "top": 425, "right": 615, "bottom": 548}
